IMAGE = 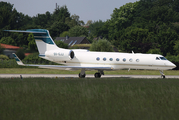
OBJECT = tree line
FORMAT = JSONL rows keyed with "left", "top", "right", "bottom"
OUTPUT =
{"left": 0, "top": 2, "right": 88, "bottom": 50}
{"left": 89, "top": 0, "right": 179, "bottom": 68}
{"left": 1, "top": 1, "right": 179, "bottom": 68}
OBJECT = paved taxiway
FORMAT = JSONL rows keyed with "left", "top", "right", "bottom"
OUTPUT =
{"left": 0, "top": 74, "right": 179, "bottom": 78}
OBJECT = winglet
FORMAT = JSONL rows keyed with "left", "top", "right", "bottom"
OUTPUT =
{"left": 12, "top": 53, "right": 25, "bottom": 66}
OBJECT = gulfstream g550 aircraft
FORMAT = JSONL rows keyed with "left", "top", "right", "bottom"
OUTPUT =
{"left": 5, "top": 29, "right": 176, "bottom": 78}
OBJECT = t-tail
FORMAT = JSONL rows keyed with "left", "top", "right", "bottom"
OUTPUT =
{"left": 4, "top": 29, "right": 59, "bottom": 56}
{"left": 4, "top": 29, "right": 75, "bottom": 61}
{"left": 30, "top": 29, "right": 59, "bottom": 56}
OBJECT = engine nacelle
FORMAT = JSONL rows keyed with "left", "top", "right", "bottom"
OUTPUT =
{"left": 45, "top": 49, "right": 75, "bottom": 61}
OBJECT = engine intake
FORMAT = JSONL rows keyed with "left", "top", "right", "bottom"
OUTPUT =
{"left": 69, "top": 50, "right": 74, "bottom": 59}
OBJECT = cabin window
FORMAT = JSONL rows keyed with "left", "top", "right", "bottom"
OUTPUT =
{"left": 129, "top": 58, "right": 133, "bottom": 62}
{"left": 123, "top": 58, "right": 126, "bottom": 62}
{"left": 136, "top": 59, "right": 139, "bottom": 62}
{"left": 156, "top": 57, "right": 160, "bottom": 60}
{"left": 160, "top": 57, "right": 167, "bottom": 60}
{"left": 109, "top": 58, "right": 113, "bottom": 61}
{"left": 103, "top": 57, "right": 106, "bottom": 61}
{"left": 96, "top": 57, "right": 100, "bottom": 61}
{"left": 116, "top": 58, "right": 119, "bottom": 61}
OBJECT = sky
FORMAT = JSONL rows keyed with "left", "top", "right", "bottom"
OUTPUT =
{"left": 3, "top": 0, "right": 138, "bottom": 24}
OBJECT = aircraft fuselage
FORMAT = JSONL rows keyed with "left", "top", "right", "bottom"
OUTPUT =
{"left": 43, "top": 49, "right": 176, "bottom": 71}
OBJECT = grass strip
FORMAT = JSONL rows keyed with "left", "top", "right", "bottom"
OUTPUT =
{"left": 0, "top": 78, "right": 179, "bottom": 120}
{"left": 0, "top": 68, "right": 178, "bottom": 75}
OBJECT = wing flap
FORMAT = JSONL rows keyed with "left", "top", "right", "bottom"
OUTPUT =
{"left": 29, "top": 64, "right": 112, "bottom": 70}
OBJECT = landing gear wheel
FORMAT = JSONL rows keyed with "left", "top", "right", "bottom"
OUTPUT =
{"left": 79, "top": 73, "right": 86, "bottom": 78}
{"left": 161, "top": 75, "right": 165, "bottom": 79}
{"left": 94, "top": 73, "right": 101, "bottom": 78}
{"left": 160, "top": 71, "right": 165, "bottom": 79}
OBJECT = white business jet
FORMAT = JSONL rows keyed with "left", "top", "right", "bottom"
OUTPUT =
{"left": 5, "top": 29, "right": 176, "bottom": 78}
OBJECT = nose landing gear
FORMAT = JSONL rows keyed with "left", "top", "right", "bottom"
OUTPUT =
{"left": 160, "top": 71, "right": 165, "bottom": 79}
{"left": 94, "top": 72, "right": 101, "bottom": 78}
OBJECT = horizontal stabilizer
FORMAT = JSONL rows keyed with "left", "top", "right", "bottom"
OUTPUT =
{"left": 5, "top": 29, "right": 58, "bottom": 55}
{"left": 4, "top": 30, "right": 46, "bottom": 34}
{"left": 12, "top": 53, "right": 25, "bottom": 66}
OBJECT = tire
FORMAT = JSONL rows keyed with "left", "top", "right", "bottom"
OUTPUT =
{"left": 94, "top": 73, "right": 101, "bottom": 78}
{"left": 79, "top": 73, "right": 86, "bottom": 78}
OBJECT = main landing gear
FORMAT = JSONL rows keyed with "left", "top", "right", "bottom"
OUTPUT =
{"left": 94, "top": 70, "right": 104, "bottom": 78}
{"left": 79, "top": 69, "right": 86, "bottom": 78}
{"left": 94, "top": 73, "right": 101, "bottom": 78}
{"left": 78, "top": 73, "right": 86, "bottom": 78}
{"left": 78, "top": 69, "right": 104, "bottom": 78}
{"left": 160, "top": 70, "right": 165, "bottom": 79}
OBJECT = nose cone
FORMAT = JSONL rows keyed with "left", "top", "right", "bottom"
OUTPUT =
{"left": 165, "top": 62, "right": 176, "bottom": 69}
{"left": 172, "top": 63, "right": 177, "bottom": 69}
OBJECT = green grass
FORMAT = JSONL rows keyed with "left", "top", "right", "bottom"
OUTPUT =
{"left": 1, "top": 78, "right": 179, "bottom": 120}
{"left": 0, "top": 68, "right": 179, "bottom": 75}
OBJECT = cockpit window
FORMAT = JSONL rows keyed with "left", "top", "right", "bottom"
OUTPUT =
{"left": 160, "top": 57, "right": 167, "bottom": 60}
{"left": 156, "top": 57, "right": 160, "bottom": 60}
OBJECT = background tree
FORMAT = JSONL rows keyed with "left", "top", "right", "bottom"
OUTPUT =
{"left": 33, "top": 12, "right": 51, "bottom": 28}
{"left": 95, "top": 0, "right": 179, "bottom": 56}
{"left": 52, "top": 5, "right": 70, "bottom": 23}
{"left": 90, "top": 39, "right": 114, "bottom": 52}
{"left": 27, "top": 33, "right": 37, "bottom": 51}
{"left": 54, "top": 40, "right": 68, "bottom": 49}
{"left": 88, "top": 20, "right": 105, "bottom": 37}
{"left": 174, "top": 40, "right": 179, "bottom": 55}
{"left": 49, "top": 21, "right": 70, "bottom": 38}
{"left": 0, "top": 2, "right": 32, "bottom": 47}
{"left": 16, "top": 49, "right": 25, "bottom": 60}
{"left": 1, "top": 1, "right": 179, "bottom": 68}
{"left": 12, "top": 33, "right": 28, "bottom": 47}
{"left": 71, "top": 14, "right": 84, "bottom": 26}
{"left": 68, "top": 26, "right": 88, "bottom": 37}
{"left": 0, "top": 2, "right": 17, "bottom": 29}
{"left": 95, "top": 20, "right": 110, "bottom": 39}
{"left": 0, "top": 54, "right": 9, "bottom": 60}
{"left": 85, "top": 20, "right": 93, "bottom": 26}
{"left": 0, "top": 37, "right": 16, "bottom": 45}
{"left": 147, "top": 48, "right": 162, "bottom": 54}
{"left": 0, "top": 44, "right": 5, "bottom": 54}
{"left": 116, "top": 27, "right": 154, "bottom": 53}
{"left": 65, "top": 14, "right": 84, "bottom": 28}
{"left": 60, "top": 31, "right": 69, "bottom": 37}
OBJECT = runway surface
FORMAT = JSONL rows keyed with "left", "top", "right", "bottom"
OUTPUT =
{"left": 0, "top": 74, "right": 179, "bottom": 78}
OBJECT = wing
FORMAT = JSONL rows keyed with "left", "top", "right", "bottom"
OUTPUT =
{"left": 12, "top": 53, "right": 113, "bottom": 71}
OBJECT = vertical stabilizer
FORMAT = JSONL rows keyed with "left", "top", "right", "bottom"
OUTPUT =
{"left": 26, "top": 29, "right": 59, "bottom": 55}
{"left": 4, "top": 29, "right": 60, "bottom": 55}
